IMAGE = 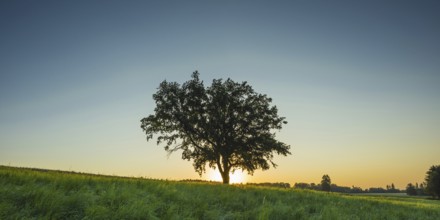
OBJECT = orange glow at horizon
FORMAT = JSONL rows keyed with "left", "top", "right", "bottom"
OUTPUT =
{"left": 208, "top": 169, "right": 247, "bottom": 184}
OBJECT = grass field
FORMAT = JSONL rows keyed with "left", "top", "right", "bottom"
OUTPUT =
{"left": 1, "top": 165, "right": 439, "bottom": 219}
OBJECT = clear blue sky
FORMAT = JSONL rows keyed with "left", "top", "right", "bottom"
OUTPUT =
{"left": 1, "top": 0, "right": 439, "bottom": 188}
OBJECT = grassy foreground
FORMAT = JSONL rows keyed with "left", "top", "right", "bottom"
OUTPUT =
{"left": 1, "top": 166, "right": 439, "bottom": 219}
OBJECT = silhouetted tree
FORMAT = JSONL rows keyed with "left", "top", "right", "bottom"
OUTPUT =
{"left": 384, "top": 183, "right": 399, "bottom": 193}
{"left": 367, "top": 187, "right": 386, "bottom": 193}
{"left": 247, "top": 182, "right": 290, "bottom": 188}
{"left": 140, "top": 71, "right": 291, "bottom": 184}
{"left": 386, "top": 183, "right": 396, "bottom": 191}
{"left": 425, "top": 165, "right": 440, "bottom": 199}
{"left": 416, "top": 182, "right": 427, "bottom": 196}
{"left": 321, "top": 174, "right": 331, "bottom": 192}
{"left": 406, "top": 183, "right": 417, "bottom": 196}
{"left": 294, "top": 182, "right": 366, "bottom": 193}
{"left": 294, "top": 182, "right": 311, "bottom": 189}
{"left": 350, "top": 186, "right": 364, "bottom": 193}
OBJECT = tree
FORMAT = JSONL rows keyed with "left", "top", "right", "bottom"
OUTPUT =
{"left": 321, "top": 174, "right": 331, "bottom": 192}
{"left": 417, "top": 182, "right": 427, "bottom": 196}
{"left": 406, "top": 183, "right": 417, "bottom": 196}
{"left": 425, "top": 165, "right": 440, "bottom": 199}
{"left": 386, "top": 183, "right": 398, "bottom": 193}
{"left": 140, "top": 71, "right": 291, "bottom": 184}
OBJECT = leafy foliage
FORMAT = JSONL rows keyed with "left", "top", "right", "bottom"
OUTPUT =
{"left": 295, "top": 182, "right": 365, "bottom": 193}
{"left": 425, "top": 165, "right": 440, "bottom": 199}
{"left": 321, "top": 174, "right": 331, "bottom": 192}
{"left": 406, "top": 183, "right": 418, "bottom": 196}
{"left": 141, "top": 71, "right": 290, "bottom": 183}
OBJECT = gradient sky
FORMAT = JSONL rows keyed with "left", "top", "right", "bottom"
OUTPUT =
{"left": 1, "top": 0, "right": 439, "bottom": 189}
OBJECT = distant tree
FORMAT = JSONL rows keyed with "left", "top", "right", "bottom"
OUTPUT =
{"left": 321, "top": 174, "right": 331, "bottom": 192}
{"left": 247, "top": 182, "right": 290, "bottom": 188}
{"left": 417, "top": 182, "right": 427, "bottom": 196}
{"left": 406, "top": 183, "right": 417, "bottom": 196}
{"left": 367, "top": 187, "right": 386, "bottom": 193}
{"left": 384, "top": 183, "right": 399, "bottom": 193}
{"left": 351, "top": 186, "right": 364, "bottom": 193}
{"left": 140, "top": 71, "right": 291, "bottom": 184}
{"left": 294, "top": 182, "right": 311, "bottom": 189}
{"left": 330, "top": 184, "right": 349, "bottom": 193}
{"left": 294, "top": 182, "right": 365, "bottom": 193}
{"left": 425, "top": 165, "right": 440, "bottom": 199}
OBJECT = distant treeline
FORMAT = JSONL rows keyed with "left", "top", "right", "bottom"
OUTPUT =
{"left": 179, "top": 179, "right": 223, "bottom": 184}
{"left": 294, "top": 182, "right": 403, "bottom": 193}
{"left": 246, "top": 182, "right": 291, "bottom": 188}
{"left": 180, "top": 180, "right": 293, "bottom": 189}
{"left": 155, "top": 177, "right": 431, "bottom": 197}
{"left": 406, "top": 182, "right": 428, "bottom": 196}
{"left": 181, "top": 179, "right": 407, "bottom": 193}
{"left": 177, "top": 179, "right": 434, "bottom": 198}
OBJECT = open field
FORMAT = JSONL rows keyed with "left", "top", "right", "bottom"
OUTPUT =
{"left": 351, "top": 192, "right": 430, "bottom": 198}
{"left": 1, "top": 166, "right": 439, "bottom": 219}
{"left": 352, "top": 193, "right": 409, "bottom": 197}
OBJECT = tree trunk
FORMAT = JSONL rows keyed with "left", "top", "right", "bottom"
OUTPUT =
{"left": 221, "top": 171, "right": 230, "bottom": 184}
{"left": 218, "top": 155, "right": 230, "bottom": 184}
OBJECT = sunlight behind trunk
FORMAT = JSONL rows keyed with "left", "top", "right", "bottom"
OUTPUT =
{"left": 207, "top": 169, "right": 246, "bottom": 184}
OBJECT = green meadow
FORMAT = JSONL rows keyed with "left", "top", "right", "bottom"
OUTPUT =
{"left": 1, "top": 166, "right": 439, "bottom": 220}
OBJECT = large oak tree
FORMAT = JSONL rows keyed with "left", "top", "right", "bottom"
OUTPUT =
{"left": 141, "top": 71, "right": 291, "bottom": 184}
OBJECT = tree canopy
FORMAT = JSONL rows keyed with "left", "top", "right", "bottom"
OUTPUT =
{"left": 406, "top": 183, "right": 417, "bottom": 196}
{"left": 321, "top": 174, "right": 331, "bottom": 192}
{"left": 425, "top": 165, "right": 440, "bottom": 199}
{"left": 140, "top": 71, "right": 291, "bottom": 184}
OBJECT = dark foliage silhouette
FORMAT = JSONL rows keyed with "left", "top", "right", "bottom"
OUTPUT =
{"left": 425, "top": 165, "right": 440, "bottom": 199}
{"left": 321, "top": 174, "right": 331, "bottom": 192}
{"left": 140, "top": 71, "right": 291, "bottom": 184}
{"left": 406, "top": 183, "right": 417, "bottom": 196}
{"left": 247, "top": 182, "right": 290, "bottom": 188}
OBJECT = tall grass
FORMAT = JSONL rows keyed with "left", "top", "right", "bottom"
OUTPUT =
{"left": 1, "top": 165, "right": 439, "bottom": 219}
